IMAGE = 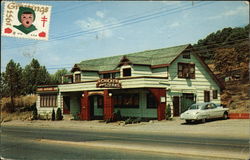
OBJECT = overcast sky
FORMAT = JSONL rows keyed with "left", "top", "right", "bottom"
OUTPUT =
{"left": 1, "top": 1, "right": 249, "bottom": 73}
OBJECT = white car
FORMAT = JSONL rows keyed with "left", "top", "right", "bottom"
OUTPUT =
{"left": 180, "top": 102, "right": 229, "bottom": 123}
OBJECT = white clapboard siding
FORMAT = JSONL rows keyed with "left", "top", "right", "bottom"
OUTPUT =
{"left": 167, "top": 53, "right": 221, "bottom": 114}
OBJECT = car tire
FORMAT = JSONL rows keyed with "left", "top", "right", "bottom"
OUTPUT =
{"left": 201, "top": 118, "right": 206, "bottom": 123}
{"left": 223, "top": 112, "right": 228, "bottom": 120}
{"left": 186, "top": 120, "right": 192, "bottom": 124}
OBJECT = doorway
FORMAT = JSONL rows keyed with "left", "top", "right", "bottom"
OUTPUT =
{"left": 181, "top": 93, "right": 195, "bottom": 113}
{"left": 89, "top": 95, "right": 104, "bottom": 119}
{"left": 173, "top": 96, "right": 180, "bottom": 116}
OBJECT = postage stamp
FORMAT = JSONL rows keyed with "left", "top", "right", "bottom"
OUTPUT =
{"left": 1, "top": 1, "right": 52, "bottom": 40}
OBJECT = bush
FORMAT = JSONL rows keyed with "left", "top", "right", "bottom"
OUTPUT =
{"left": 51, "top": 108, "right": 55, "bottom": 121}
{"left": 132, "top": 117, "right": 142, "bottom": 124}
{"left": 166, "top": 104, "right": 172, "bottom": 120}
{"left": 56, "top": 108, "right": 63, "bottom": 120}
{"left": 32, "top": 106, "right": 38, "bottom": 120}
{"left": 125, "top": 117, "right": 133, "bottom": 124}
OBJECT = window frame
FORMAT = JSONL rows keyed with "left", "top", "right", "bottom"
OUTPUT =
{"left": 183, "top": 52, "right": 191, "bottom": 59}
{"left": 147, "top": 93, "right": 157, "bottom": 109}
{"left": 123, "top": 68, "right": 131, "bottom": 77}
{"left": 204, "top": 91, "right": 210, "bottom": 102}
{"left": 75, "top": 73, "right": 81, "bottom": 82}
{"left": 178, "top": 63, "right": 195, "bottom": 79}
{"left": 213, "top": 90, "right": 218, "bottom": 99}
{"left": 40, "top": 94, "right": 57, "bottom": 107}
{"left": 113, "top": 94, "right": 139, "bottom": 108}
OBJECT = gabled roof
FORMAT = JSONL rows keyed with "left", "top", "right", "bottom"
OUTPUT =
{"left": 72, "top": 44, "right": 190, "bottom": 72}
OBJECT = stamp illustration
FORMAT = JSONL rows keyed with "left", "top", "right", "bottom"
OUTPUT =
{"left": 1, "top": 1, "right": 52, "bottom": 40}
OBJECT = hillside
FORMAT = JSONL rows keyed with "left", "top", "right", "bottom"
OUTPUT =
{"left": 197, "top": 24, "right": 249, "bottom": 113}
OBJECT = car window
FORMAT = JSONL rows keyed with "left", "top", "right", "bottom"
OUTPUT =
{"left": 204, "top": 104, "right": 209, "bottom": 110}
{"left": 211, "top": 103, "right": 217, "bottom": 109}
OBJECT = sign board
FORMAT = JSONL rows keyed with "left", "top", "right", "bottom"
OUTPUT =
{"left": 88, "top": 91, "right": 104, "bottom": 96}
{"left": 37, "top": 87, "right": 58, "bottom": 92}
{"left": 160, "top": 96, "right": 166, "bottom": 103}
{"left": 96, "top": 78, "right": 121, "bottom": 88}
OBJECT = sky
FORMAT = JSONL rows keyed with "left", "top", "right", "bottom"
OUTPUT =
{"left": 1, "top": 1, "right": 249, "bottom": 73}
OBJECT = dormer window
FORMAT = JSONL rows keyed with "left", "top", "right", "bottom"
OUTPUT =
{"left": 123, "top": 68, "right": 131, "bottom": 77}
{"left": 75, "top": 74, "right": 81, "bottom": 82}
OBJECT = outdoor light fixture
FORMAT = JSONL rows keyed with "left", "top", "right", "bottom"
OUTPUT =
{"left": 109, "top": 93, "right": 112, "bottom": 96}
{"left": 82, "top": 94, "right": 84, "bottom": 97}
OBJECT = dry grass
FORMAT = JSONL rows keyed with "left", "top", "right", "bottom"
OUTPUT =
{"left": 1, "top": 95, "right": 37, "bottom": 112}
{"left": 0, "top": 95, "right": 37, "bottom": 122}
{"left": 221, "top": 82, "right": 250, "bottom": 113}
{"left": 1, "top": 111, "right": 33, "bottom": 123}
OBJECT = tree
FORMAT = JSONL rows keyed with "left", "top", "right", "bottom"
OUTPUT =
{"left": 3, "top": 59, "right": 24, "bottom": 112}
{"left": 56, "top": 108, "right": 63, "bottom": 120}
{"left": 23, "top": 59, "right": 51, "bottom": 94}
{"left": 51, "top": 68, "right": 68, "bottom": 84}
{"left": 52, "top": 108, "right": 55, "bottom": 121}
{"left": 193, "top": 24, "right": 249, "bottom": 63}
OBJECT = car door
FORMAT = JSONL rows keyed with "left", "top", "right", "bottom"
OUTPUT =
{"left": 210, "top": 103, "right": 222, "bottom": 118}
{"left": 203, "top": 104, "right": 211, "bottom": 119}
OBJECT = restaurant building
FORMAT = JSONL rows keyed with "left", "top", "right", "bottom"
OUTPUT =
{"left": 36, "top": 44, "right": 223, "bottom": 120}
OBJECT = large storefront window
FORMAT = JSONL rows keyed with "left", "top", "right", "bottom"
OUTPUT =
{"left": 40, "top": 95, "right": 57, "bottom": 107}
{"left": 113, "top": 94, "right": 139, "bottom": 108}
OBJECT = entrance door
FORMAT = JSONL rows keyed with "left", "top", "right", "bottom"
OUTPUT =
{"left": 173, "top": 96, "right": 180, "bottom": 116}
{"left": 63, "top": 96, "right": 70, "bottom": 114}
{"left": 181, "top": 93, "right": 195, "bottom": 113}
{"left": 89, "top": 95, "right": 104, "bottom": 120}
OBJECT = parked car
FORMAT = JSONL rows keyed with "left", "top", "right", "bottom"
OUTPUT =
{"left": 180, "top": 102, "right": 229, "bottom": 123}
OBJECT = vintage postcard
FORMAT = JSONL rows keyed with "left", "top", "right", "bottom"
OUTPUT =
{"left": 1, "top": 1, "right": 52, "bottom": 40}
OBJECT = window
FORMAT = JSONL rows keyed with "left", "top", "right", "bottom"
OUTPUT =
{"left": 183, "top": 53, "right": 191, "bottom": 59}
{"left": 213, "top": 90, "right": 218, "bottom": 99}
{"left": 103, "top": 73, "right": 110, "bottom": 78}
{"left": 123, "top": 68, "right": 131, "bottom": 77}
{"left": 103, "top": 73, "right": 116, "bottom": 79}
{"left": 147, "top": 93, "right": 157, "bottom": 108}
{"left": 113, "top": 94, "right": 139, "bottom": 108}
{"left": 178, "top": 63, "right": 195, "bottom": 79}
{"left": 75, "top": 74, "right": 81, "bottom": 82}
{"left": 204, "top": 91, "right": 210, "bottom": 102}
{"left": 40, "top": 95, "right": 57, "bottom": 107}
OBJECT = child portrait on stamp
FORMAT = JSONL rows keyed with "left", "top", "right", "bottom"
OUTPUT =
{"left": 13, "top": 7, "right": 37, "bottom": 34}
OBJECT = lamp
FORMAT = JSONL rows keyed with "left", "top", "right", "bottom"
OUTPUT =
{"left": 109, "top": 93, "right": 112, "bottom": 97}
{"left": 82, "top": 94, "right": 84, "bottom": 97}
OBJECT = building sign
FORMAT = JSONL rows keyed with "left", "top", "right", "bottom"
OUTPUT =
{"left": 37, "top": 86, "right": 58, "bottom": 92}
{"left": 96, "top": 79, "right": 122, "bottom": 88}
{"left": 88, "top": 91, "right": 104, "bottom": 96}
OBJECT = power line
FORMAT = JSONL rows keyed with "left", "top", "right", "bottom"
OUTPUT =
{"left": 6, "top": 37, "right": 247, "bottom": 71}
{"left": 2, "top": 37, "right": 248, "bottom": 70}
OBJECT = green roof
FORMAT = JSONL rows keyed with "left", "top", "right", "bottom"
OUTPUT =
{"left": 75, "top": 44, "right": 190, "bottom": 72}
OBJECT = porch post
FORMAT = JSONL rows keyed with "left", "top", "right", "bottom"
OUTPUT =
{"left": 81, "top": 91, "right": 90, "bottom": 120}
{"left": 103, "top": 90, "right": 113, "bottom": 120}
{"left": 149, "top": 88, "right": 166, "bottom": 120}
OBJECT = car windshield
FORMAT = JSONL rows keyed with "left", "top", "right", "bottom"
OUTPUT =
{"left": 188, "top": 104, "right": 202, "bottom": 110}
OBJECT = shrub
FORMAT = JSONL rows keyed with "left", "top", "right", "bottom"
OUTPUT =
{"left": 32, "top": 106, "right": 38, "bottom": 120}
{"left": 125, "top": 117, "right": 133, "bottom": 124}
{"left": 56, "top": 108, "right": 63, "bottom": 120}
{"left": 166, "top": 104, "right": 172, "bottom": 120}
{"left": 51, "top": 108, "right": 55, "bottom": 121}
{"left": 132, "top": 117, "right": 142, "bottom": 124}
